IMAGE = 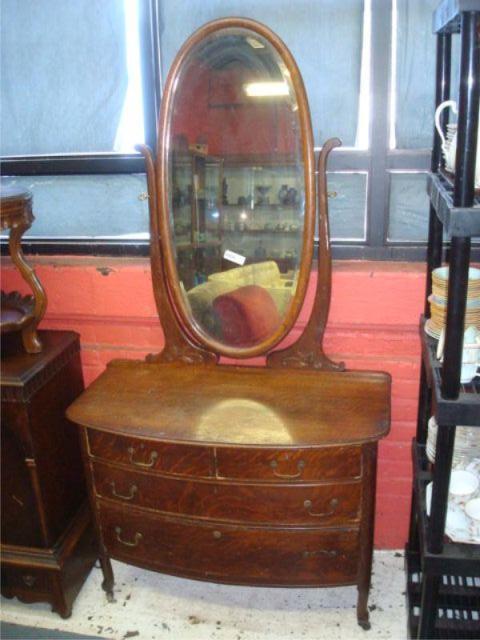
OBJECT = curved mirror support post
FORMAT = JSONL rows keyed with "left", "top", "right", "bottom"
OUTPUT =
{"left": 156, "top": 19, "right": 316, "bottom": 360}
{"left": 137, "top": 144, "right": 217, "bottom": 365}
{"left": 267, "top": 139, "right": 345, "bottom": 370}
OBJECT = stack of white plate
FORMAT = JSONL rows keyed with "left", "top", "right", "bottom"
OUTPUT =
{"left": 427, "top": 415, "right": 480, "bottom": 465}
{"left": 425, "top": 266, "right": 480, "bottom": 340}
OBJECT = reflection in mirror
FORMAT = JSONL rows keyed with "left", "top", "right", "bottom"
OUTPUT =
{"left": 168, "top": 27, "right": 305, "bottom": 349}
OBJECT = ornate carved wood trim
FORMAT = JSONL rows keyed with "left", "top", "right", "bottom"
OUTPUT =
{"left": 1, "top": 187, "right": 47, "bottom": 353}
{"left": 267, "top": 139, "right": 345, "bottom": 371}
{"left": 0, "top": 338, "right": 80, "bottom": 403}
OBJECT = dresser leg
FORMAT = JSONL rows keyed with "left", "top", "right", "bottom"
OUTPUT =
{"left": 100, "top": 555, "right": 115, "bottom": 601}
{"left": 356, "top": 443, "right": 377, "bottom": 630}
{"left": 356, "top": 585, "right": 371, "bottom": 630}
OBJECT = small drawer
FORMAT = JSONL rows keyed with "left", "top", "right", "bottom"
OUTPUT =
{"left": 87, "top": 430, "right": 213, "bottom": 478}
{"left": 92, "top": 460, "right": 361, "bottom": 526}
{"left": 1, "top": 566, "right": 51, "bottom": 597}
{"left": 98, "top": 501, "right": 360, "bottom": 586}
{"left": 215, "top": 446, "right": 362, "bottom": 482}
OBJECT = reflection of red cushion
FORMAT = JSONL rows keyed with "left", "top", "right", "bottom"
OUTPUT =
{"left": 213, "top": 285, "right": 281, "bottom": 347}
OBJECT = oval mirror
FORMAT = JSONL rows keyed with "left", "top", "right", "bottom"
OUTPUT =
{"left": 158, "top": 19, "right": 315, "bottom": 358}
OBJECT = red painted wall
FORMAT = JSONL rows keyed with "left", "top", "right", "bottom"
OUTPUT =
{"left": 1, "top": 257, "right": 426, "bottom": 549}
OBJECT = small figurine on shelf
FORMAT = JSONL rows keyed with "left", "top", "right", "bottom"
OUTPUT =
{"left": 222, "top": 178, "right": 229, "bottom": 205}
{"left": 286, "top": 187, "right": 298, "bottom": 206}
{"left": 278, "top": 184, "right": 289, "bottom": 205}
{"left": 256, "top": 185, "right": 271, "bottom": 206}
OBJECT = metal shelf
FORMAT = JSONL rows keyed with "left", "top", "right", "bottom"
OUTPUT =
{"left": 427, "top": 173, "right": 480, "bottom": 237}
{"left": 420, "top": 318, "right": 480, "bottom": 426}
{"left": 412, "top": 442, "right": 480, "bottom": 572}
{"left": 406, "top": 442, "right": 480, "bottom": 638}
{"left": 406, "top": 550, "right": 480, "bottom": 639}
{"left": 433, "top": 0, "right": 480, "bottom": 34}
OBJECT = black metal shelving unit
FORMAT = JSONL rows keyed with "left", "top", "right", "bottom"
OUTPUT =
{"left": 405, "top": 1, "right": 480, "bottom": 638}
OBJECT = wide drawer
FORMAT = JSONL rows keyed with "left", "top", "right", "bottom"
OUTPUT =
{"left": 92, "top": 460, "right": 361, "bottom": 526}
{"left": 87, "top": 430, "right": 213, "bottom": 478}
{"left": 98, "top": 501, "right": 360, "bottom": 586}
{"left": 215, "top": 446, "right": 362, "bottom": 482}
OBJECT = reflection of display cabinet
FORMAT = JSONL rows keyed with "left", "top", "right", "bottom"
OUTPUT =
{"left": 173, "top": 155, "right": 304, "bottom": 284}
{"left": 406, "top": 3, "right": 480, "bottom": 638}
{"left": 172, "top": 150, "right": 224, "bottom": 287}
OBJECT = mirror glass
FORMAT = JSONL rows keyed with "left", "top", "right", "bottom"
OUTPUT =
{"left": 167, "top": 27, "right": 306, "bottom": 349}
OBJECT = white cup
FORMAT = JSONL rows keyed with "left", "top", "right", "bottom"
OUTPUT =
{"left": 449, "top": 469, "right": 479, "bottom": 507}
{"left": 434, "top": 100, "right": 480, "bottom": 188}
{"left": 465, "top": 498, "right": 480, "bottom": 538}
{"left": 460, "top": 326, "right": 480, "bottom": 383}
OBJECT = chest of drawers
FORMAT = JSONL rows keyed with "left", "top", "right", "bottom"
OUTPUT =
{"left": 68, "top": 359, "right": 390, "bottom": 629}
{"left": 1, "top": 331, "right": 97, "bottom": 618}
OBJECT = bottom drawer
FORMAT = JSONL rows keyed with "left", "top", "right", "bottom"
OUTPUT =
{"left": 98, "top": 501, "right": 360, "bottom": 586}
{"left": 1, "top": 565, "right": 52, "bottom": 598}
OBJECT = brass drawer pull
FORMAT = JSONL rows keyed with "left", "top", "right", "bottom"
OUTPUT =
{"left": 127, "top": 447, "right": 158, "bottom": 468}
{"left": 22, "top": 574, "right": 37, "bottom": 587}
{"left": 303, "top": 497, "right": 339, "bottom": 518}
{"left": 114, "top": 527, "right": 143, "bottom": 547}
{"left": 212, "top": 530, "right": 222, "bottom": 539}
{"left": 110, "top": 481, "right": 138, "bottom": 501}
{"left": 270, "top": 459, "right": 305, "bottom": 479}
{"left": 303, "top": 549, "right": 338, "bottom": 559}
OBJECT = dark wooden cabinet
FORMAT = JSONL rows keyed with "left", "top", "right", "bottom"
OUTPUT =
{"left": 1, "top": 331, "right": 97, "bottom": 618}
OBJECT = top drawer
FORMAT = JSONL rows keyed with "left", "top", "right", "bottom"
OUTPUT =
{"left": 215, "top": 446, "right": 362, "bottom": 482}
{"left": 87, "top": 430, "right": 213, "bottom": 478}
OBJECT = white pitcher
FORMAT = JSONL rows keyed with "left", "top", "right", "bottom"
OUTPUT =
{"left": 434, "top": 99, "right": 480, "bottom": 188}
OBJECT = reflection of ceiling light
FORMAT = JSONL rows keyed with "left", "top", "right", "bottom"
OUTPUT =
{"left": 246, "top": 36, "right": 264, "bottom": 49}
{"left": 244, "top": 81, "right": 289, "bottom": 97}
{"left": 240, "top": 211, "right": 248, "bottom": 220}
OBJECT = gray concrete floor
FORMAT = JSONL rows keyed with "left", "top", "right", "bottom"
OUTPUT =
{"left": 0, "top": 551, "right": 407, "bottom": 640}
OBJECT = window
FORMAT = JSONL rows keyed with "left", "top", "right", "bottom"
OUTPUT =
{"left": 1, "top": 0, "right": 473, "bottom": 258}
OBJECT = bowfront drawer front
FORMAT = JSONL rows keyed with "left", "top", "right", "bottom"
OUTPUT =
{"left": 215, "top": 446, "right": 362, "bottom": 482}
{"left": 87, "top": 430, "right": 213, "bottom": 478}
{"left": 92, "top": 460, "right": 361, "bottom": 526}
{"left": 98, "top": 501, "right": 360, "bottom": 586}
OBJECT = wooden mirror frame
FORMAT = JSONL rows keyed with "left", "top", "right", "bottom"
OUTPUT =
{"left": 139, "top": 17, "right": 342, "bottom": 369}
{"left": 158, "top": 18, "right": 315, "bottom": 359}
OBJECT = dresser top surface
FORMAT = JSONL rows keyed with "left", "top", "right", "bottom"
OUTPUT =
{"left": 67, "top": 360, "right": 390, "bottom": 447}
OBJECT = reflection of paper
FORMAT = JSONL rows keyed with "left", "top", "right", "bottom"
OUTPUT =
{"left": 224, "top": 249, "right": 246, "bottom": 265}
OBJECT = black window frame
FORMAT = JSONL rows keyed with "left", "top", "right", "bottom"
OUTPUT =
{"left": 1, "top": 0, "right": 475, "bottom": 261}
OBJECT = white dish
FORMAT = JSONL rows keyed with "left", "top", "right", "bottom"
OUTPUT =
{"left": 425, "top": 481, "right": 480, "bottom": 544}
{"left": 432, "top": 266, "right": 480, "bottom": 282}
{"left": 425, "top": 319, "right": 441, "bottom": 340}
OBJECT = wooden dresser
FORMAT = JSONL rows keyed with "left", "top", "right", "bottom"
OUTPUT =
{"left": 68, "top": 360, "right": 389, "bottom": 628}
{"left": 66, "top": 18, "right": 392, "bottom": 630}
{"left": 1, "top": 331, "right": 97, "bottom": 618}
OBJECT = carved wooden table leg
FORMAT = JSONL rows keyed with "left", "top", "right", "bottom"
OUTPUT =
{"left": 1, "top": 186, "right": 47, "bottom": 353}
{"left": 8, "top": 220, "right": 47, "bottom": 353}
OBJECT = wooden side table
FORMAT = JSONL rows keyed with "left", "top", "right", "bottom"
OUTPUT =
{"left": 1, "top": 331, "right": 97, "bottom": 618}
{"left": 0, "top": 185, "right": 47, "bottom": 353}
